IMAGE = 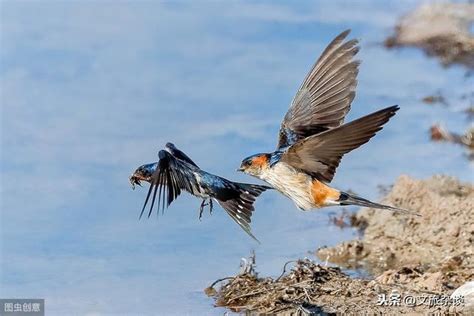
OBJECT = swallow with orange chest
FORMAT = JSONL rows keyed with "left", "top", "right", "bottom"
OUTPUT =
{"left": 238, "top": 30, "right": 420, "bottom": 216}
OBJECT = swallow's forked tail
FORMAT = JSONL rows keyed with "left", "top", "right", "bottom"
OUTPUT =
{"left": 217, "top": 183, "right": 271, "bottom": 243}
{"left": 338, "top": 192, "right": 421, "bottom": 217}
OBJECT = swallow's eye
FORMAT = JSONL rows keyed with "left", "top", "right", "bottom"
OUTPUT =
{"left": 244, "top": 160, "right": 252, "bottom": 167}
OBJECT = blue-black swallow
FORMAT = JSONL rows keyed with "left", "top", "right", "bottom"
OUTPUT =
{"left": 130, "top": 143, "right": 271, "bottom": 241}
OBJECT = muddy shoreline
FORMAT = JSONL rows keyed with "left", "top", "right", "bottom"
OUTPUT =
{"left": 207, "top": 175, "right": 473, "bottom": 314}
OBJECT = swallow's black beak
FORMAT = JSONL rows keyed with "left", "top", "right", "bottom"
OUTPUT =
{"left": 237, "top": 167, "right": 244, "bottom": 172}
{"left": 129, "top": 175, "right": 142, "bottom": 190}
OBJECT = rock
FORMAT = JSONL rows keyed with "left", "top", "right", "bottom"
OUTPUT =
{"left": 450, "top": 281, "right": 474, "bottom": 314}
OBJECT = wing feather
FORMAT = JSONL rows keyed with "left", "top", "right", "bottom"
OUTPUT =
{"left": 165, "top": 142, "right": 199, "bottom": 167}
{"left": 140, "top": 150, "right": 199, "bottom": 218}
{"left": 278, "top": 30, "right": 360, "bottom": 148}
{"left": 216, "top": 184, "right": 268, "bottom": 243}
{"left": 280, "top": 106, "right": 399, "bottom": 182}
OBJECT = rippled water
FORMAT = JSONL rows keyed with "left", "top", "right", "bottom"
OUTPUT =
{"left": 1, "top": 1, "right": 472, "bottom": 315}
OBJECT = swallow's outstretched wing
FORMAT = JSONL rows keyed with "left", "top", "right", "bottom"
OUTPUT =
{"left": 280, "top": 106, "right": 399, "bottom": 182}
{"left": 165, "top": 142, "right": 198, "bottom": 167}
{"left": 277, "top": 29, "right": 360, "bottom": 149}
{"left": 140, "top": 150, "right": 198, "bottom": 219}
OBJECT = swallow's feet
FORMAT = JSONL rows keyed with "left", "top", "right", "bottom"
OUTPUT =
{"left": 199, "top": 199, "right": 209, "bottom": 221}
{"left": 199, "top": 199, "right": 214, "bottom": 220}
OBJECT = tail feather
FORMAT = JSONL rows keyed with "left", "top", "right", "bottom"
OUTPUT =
{"left": 339, "top": 192, "right": 421, "bottom": 216}
{"left": 217, "top": 183, "right": 271, "bottom": 243}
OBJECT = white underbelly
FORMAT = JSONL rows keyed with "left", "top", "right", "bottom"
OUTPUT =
{"left": 261, "top": 162, "right": 314, "bottom": 210}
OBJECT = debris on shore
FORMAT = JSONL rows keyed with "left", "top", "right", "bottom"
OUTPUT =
{"left": 384, "top": 3, "right": 474, "bottom": 69}
{"left": 430, "top": 124, "right": 472, "bottom": 147}
{"left": 207, "top": 258, "right": 461, "bottom": 315}
{"left": 421, "top": 92, "right": 448, "bottom": 106}
{"left": 207, "top": 175, "right": 473, "bottom": 314}
{"left": 430, "top": 124, "right": 474, "bottom": 159}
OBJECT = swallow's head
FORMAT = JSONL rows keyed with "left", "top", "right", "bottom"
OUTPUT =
{"left": 129, "top": 162, "right": 158, "bottom": 189}
{"left": 238, "top": 153, "right": 270, "bottom": 177}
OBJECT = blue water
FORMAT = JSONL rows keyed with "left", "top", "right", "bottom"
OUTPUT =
{"left": 1, "top": 1, "right": 472, "bottom": 315}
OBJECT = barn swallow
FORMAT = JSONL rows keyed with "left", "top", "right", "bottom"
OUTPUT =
{"left": 238, "top": 30, "right": 419, "bottom": 216}
{"left": 130, "top": 143, "right": 271, "bottom": 241}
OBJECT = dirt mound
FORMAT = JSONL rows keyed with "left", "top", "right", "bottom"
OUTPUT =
{"left": 317, "top": 175, "right": 473, "bottom": 278}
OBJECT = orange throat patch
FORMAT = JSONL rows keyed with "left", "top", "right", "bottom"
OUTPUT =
{"left": 311, "top": 179, "right": 340, "bottom": 207}
{"left": 252, "top": 155, "right": 268, "bottom": 168}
